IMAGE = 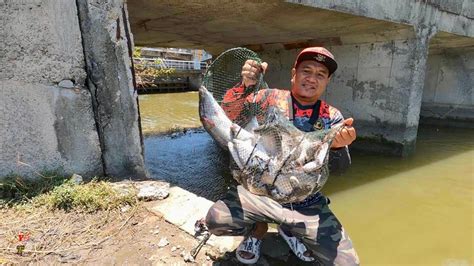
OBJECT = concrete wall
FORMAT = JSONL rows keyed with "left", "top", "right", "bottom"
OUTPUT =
{"left": 288, "top": 0, "right": 473, "bottom": 37}
{"left": 421, "top": 49, "right": 474, "bottom": 127}
{"left": 0, "top": 0, "right": 147, "bottom": 180}
{"left": 0, "top": 0, "right": 103, "bottom": 178}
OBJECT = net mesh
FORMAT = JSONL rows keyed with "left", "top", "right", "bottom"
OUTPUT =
{"left": 202, "top": 47, "right": 268, "bottom": 128}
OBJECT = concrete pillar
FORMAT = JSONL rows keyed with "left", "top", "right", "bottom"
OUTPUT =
{"left": 0, "top": 0, "right": 103, "bottom": 178}
{"left": 76, "top": 0, "right": 147, "bottom": 178}
{"left": 421, "top": 48, "right": 474, "bottom": 127}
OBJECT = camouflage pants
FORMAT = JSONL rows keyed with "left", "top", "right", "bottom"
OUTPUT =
{"left": 205, "top": 185, "right": 359, "bottom": 265}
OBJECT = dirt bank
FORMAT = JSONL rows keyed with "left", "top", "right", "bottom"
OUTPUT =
{"left": 0, "top": 202, "right": 217, "bottom": 265}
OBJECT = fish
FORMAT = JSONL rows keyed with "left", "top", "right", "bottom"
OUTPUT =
{"left": 199, "top": 85, "right": 343, "bottom": 203}
{"left": 227, "top": 108, "right": 343, "bottom": 203}
{"left": 198, "top": 86, "right": 235, "bottom": 149}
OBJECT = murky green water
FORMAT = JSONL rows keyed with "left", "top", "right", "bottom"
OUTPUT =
{"left": 140, "top": 92, "right": 473, "bottom": 265}
{"left": 139, "top": 92, "right": 201, "bottom": 134}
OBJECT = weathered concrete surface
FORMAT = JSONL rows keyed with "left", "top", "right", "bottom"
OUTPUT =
{"left": 76, "top": 0, "right": 147, "bottom": 178}
{"left": 129, "top": 0, "right": 472, "bottom": 54}
{"left": 421, "top": 47, "right": 474, "bottom": 127}
{"left": 129, "top": 0, "right": 415, "bottom": 54}
{"left": 1, "top": 0, "right": 148, "bottom": 179}
{"left": 0, "top": 0, "right": 103, "bottom": 178}
{"left": 289, "top": 0, "right": 473, "bottom": 37}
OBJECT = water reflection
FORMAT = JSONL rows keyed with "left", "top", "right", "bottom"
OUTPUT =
{"left": 139, "top": 92, "right": 200, "bottom": 134}
{"left": 144, "top": 130, "right": 234, "bottom": 201}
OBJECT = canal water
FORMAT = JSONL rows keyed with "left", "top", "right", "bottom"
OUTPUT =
{"left": 140, "top": 92, "right": 473, "bottom": 265}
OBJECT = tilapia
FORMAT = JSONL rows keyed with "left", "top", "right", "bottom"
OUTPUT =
{"left": 228, "top": 109, "right": 343, "bottom": 203}
{"left": 199, "top": 85, "right": 343, "bottom": 203}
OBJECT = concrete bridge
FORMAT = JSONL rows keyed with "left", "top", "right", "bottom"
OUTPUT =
{"left": 0, "top": 0, "right": 472, "bottom": 179}
{"left": 129, "top": 0, "right": 474, "bottom": 155}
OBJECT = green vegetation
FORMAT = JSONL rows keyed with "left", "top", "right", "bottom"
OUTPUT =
{"left": 0, "top": 172, "right": 67, "bottom": 204}
{"left": 33, "top": 179, "right": 136, "bottom": 212}
{"left": 1, "top": 174, "right": 136, "bottom": 212}
{"left": 133, "top": 47, "right": 176, "bottom": 88}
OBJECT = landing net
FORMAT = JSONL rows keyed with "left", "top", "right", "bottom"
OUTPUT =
{"left": 202, "top": 47, "right": 268, "bottom": 128}
{"left": 200, "top": 47, "right": 338, "bottom": 203}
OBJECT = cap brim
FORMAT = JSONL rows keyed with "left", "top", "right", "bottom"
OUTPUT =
{"left": 296, "top": 52, "right": 338, "bottom": 75}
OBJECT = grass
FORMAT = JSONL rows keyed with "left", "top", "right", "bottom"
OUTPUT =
{"left": 32, "top": 179, "right": 136, "bottom": 212}
{"left": 1, "top": 173, "right": 136, "bottom": 212}
{"left": 0, "top": 172, "right": 67, "bottom": 204}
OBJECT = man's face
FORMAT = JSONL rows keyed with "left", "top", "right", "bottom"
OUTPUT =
{"left": 291, "top": 60, "right": 331, "bottom": 104}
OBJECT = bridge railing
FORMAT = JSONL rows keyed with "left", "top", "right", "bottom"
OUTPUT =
{"left": 133, "top": 57, "right": 208, "bottom": 71}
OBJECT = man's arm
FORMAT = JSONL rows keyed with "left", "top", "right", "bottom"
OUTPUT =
{"left": 329, "top": 118, "right": 356, "bottom": 174}
{"left": 221, "top": 60, "right": 268, "bottom": 122}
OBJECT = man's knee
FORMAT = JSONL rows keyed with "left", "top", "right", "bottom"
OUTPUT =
{"left": 333, "top": 247, "right": 360, "bottom": 266}
{"left": 205, "top": 200, "right": 229, "bottom": 235}
{"left": 331, "top": 231, "right": 360, "bottom": 266}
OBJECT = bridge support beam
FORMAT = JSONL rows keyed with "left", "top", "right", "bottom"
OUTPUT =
{"left": 421, "top": 40, "right": 474, "bottom": 128}
{"left": 76, "top": 0, "right": 147, "bottom": 178}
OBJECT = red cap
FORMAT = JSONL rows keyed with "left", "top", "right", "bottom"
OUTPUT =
{"left": 294, "top": 47, "right": 338, "bottom": 76}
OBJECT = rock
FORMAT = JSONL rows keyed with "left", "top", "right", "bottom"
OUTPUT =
{"left": 152, "top": 229, "right": 160, "bottom": 235}
{"left": 110, "top": 182, "right": 137, "bottom": 197}
{"left": 171, "top": 246, "right": 177, "bottom": 252}
{"left": 157, "top": 238, "right": 169, "bottom": 248}
{"left": 180, "top": 251, "right": 194, "bottom": 263}
{"left": 120, "top": 205, "right": 131, "bottom": 213}
{"left": 206, "top": 249, "right": 231, "bottom": 261}
{"left": 58, "top": 79, "right": 74, "bottom": 89}
{"left": 136, "top": 181, "right": 170, "bottom": 201}
{"left": 58, "top": 253, "right": 81, "bottom": 263}
{"left": 70, "top": 174, "right": 83, "bottom": 184}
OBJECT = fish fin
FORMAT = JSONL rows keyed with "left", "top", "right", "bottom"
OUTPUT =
{"left": 289, "top": 176, "right": 300, "bottom": 188}
{"left": 244, "top": 116, "right": 259, "bottom": 134}
{"left": 231, "top": 123, "right": 254, "bottom": 141}
{"left": 314, "top": 142, "right": 330, "bottom": 166}
{"left": 303, "top": 161, "right": 318, "bottom": 172}
{"left": 228, "top": 142, "right": 244, "bottom": 169}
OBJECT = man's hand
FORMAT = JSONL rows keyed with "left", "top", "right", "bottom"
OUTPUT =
{"left": 331, "top": 118, "right": 356, "bottom": 149}
{"left": 241, "top": 60, "right": 268, "bottom": 87}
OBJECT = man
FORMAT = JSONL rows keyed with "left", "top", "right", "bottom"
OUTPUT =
{"left": 205, "top": 47, "right": 360, "bottom": 265}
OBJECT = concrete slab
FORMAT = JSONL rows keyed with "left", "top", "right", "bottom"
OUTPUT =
{"left": 149, "top": 186, "right": 286, "bottom": 256}
{"left": 149, "top": 186, "right": 242, "bottom": 253}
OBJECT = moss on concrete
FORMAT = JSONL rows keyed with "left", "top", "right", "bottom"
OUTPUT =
{"left": 351, "top": 135, "right": 416, "bottom": 157}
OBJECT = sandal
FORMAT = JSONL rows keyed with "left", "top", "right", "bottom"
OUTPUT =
{"left": 277, "top": 226, "right": 315, "bottom": 262}
{"left": 235, "top": 236, "right": 262, "bottom": 264}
